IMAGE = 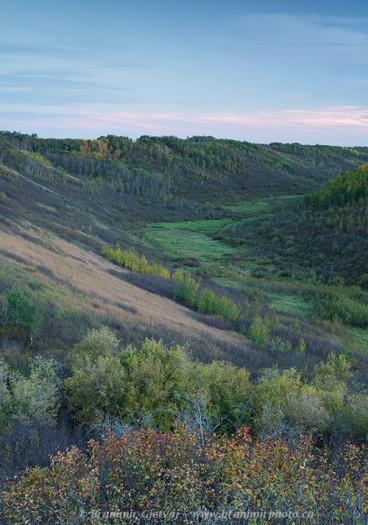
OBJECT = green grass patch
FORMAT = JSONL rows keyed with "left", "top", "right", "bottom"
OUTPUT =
{"left": 349, "top": 328, "right": 368, "bottom": 353}
{"left": 144, "top": 197, "right": 302, "bottom": 269}
{"left": 144, "top": 219, "right": 235, "bottom": 265}
{"left": 224, "top": 195, "right": 301, "bottom": 214}
{"left": 269, "top": 292, "right": 311, "bottom": 315}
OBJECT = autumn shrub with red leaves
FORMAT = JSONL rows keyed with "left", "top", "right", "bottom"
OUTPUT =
{"left": 1, "top": 425, "right": 367, "bottom": 524}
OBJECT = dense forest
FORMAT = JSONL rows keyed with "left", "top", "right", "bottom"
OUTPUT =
{"left": 2, "top": 131, "right": 368, "bottom": 204}
{"left": 0, "top": 132, "right": 367, "bottom": 524}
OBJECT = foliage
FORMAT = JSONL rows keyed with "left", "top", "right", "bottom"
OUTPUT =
{"left": 101, "top": 244, "right": 241, "bottom": 322}
{"left": 120, "top": 338, "right": 194, "bottom": 426}
{"left": 69, "top": 326, "right": 120, "bottom": 363}
{"left": 101, "top": 244, "right": 171, "bottom": 278}
{"left": 66, "top": 333, "right": 196, "bottom": 427}
{"left": 313, "top": 294, "right": 368, "bottom": 328}
{"left": 11, "top": 357, "right": 61, "bottom": 426}
{"left": 252, "top": 368, "right": 331, "bottom": 436}
{"left": 64, "top": 330, "right": 368, "bottom": 440}
{"left": 0, "top": 357, "right": 61, "bottom": 432}
{"left": 0, "top": 361, "right": 13, "bottom": 432}
{"left": 1, "top": 425, "right": 367, "bottom": 525}
{"left": 66, "top": 353, "right": 127, "bottom": 426}
{"left": 308, "top": 163, "right": 368, "bottom": 207}
{"left": 248, "top": 317, "right": 271, "bottom": 346}
{"left": 175, "top": 274, "right": 241, "bottom": 321}
{"left": 195, "top": 360, "right": 251, "bottom": 429}
{"left": 1, "top": 131, "right": 368, "bottom": 521}
{"left": 1, "top": 287, "right": 44, "bottom": 343}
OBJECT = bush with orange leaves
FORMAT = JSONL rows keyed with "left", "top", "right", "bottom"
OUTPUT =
{"left": 1, "top": 425, "right": 367, "bottom": 524}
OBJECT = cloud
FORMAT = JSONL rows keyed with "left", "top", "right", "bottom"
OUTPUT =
{"left": 72, "top": 106, "right": 368, "bottom": 131}
{"left": 0, "top": 70, "right": 132, "bottom": 106}
{"left": 233, "top": 13, "right": 368, "bottom": 64}
{"left": 2, "top": 105, "right": 368, "bottom": 145}
{"left": 0, "top": 38, "right": 102, "bottom": 59}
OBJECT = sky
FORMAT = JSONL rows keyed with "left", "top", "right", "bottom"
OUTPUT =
{"left": 1, "top": 0, "right": 368, "bottom": 145}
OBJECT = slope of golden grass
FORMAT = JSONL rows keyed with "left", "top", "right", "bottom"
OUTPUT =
{"left": 0, "top": 222, "right": 245, "bottom": 348}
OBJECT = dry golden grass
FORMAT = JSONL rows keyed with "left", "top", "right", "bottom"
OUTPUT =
{"left": 0, "top": 223, "right": 244, "bottom": 346}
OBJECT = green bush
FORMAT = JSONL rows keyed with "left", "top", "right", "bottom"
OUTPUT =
{"left": 1, "top": 287, "right": 44, "bottom": 343}
{"left": 313, "top": 296, "right": 368, "bottom": 327}
{"left": 195, "top": 360, "right": 251, "bottom": 429}
{"left": 66, "top": 353, "right": 127, "bottom": 425}
{"left": 248, "top": 317, "right": 271, "bottom": 346}
{"left": 0, "top": 357, "right": 61, "bottom": 431}
{"left": 12, "top": 357, "right": 61, "bottom": 426}
{"left": 252, "top": 368, "right": 331, "bottom": 435}
{"left": 174, "top": 273, "right": 200, "bottom": 309}
{"left": 175, "top": 274, "right": 241, "bottom": 321}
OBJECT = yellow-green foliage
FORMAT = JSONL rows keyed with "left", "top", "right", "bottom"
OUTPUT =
{"left": 65, "top": 330, "right": 249, "bottom": 429}
{"left": 101, "top": 244, "right": 241, "bottom": 321}
{"left": 100, "top": 244, "right": 170, "bottom": 278}
{"left": 175, "top": 274, "right": 241, "bottom": 321}
{"left": 309, "top": 163, "right": 368, "bottom": 207}
{"left": 252, "top": 368, "right": 330, "bottom": 434}
{"left": 22, "top": 150, "right": 54, "bottom": 167}
{"left": 1, "top": 287, "right": 44, "bottom": 342}
{"left": 120, "top": 338, "right": 194, "bottom": 426}
{"left": 66, "top": 333, "right": 195, "bottom": 426}
{"left": 248, "top": 316, "right": 271, "bottom": 345}
{"left": 195, "top": 360, "right": 251, "bottom": 428}
{"left": 172, "top": 268, "right": 185, "bottom": 281}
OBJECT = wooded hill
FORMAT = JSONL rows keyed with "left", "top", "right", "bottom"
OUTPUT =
{"left": 2, "top": 131, "right": 368, "bottom": 207}
{"left": 224, "top": 163, "right": 368, "bottom": 289}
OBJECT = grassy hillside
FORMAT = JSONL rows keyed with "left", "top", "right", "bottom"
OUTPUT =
{"left": 0, "top": 132, "right": 367, "bottom": 517}
{"left": 1, "top": 132, "right": 367, "bottom": 369}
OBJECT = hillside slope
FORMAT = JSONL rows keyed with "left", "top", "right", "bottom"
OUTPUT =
{"left": 2, "top": 132, "right": 368, "bottom": 209}
{"left": 223, "top": 164, "right": 368, "bottom": 288}
{"left": 1, "top": 134, "right": 368, "bottom": 366}
{"left": 0, "top": 221, "right": 250, "bottom": 363}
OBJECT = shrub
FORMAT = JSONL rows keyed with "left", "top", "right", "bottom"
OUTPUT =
{"left": 120, "top": 339, "right": 194, "bottom": 427}
{"left": 175, "top": 275, "right": 241, "bottom": 321}
{"left": 172, "top": 269, "right": 185, "bottom": 281}
{"left": 1, "top": 287, "right": 44, "bottom": 343}
{"left": 11, "top": 357, "right": 61, "bottom": 427}
{"left": 100, "top": 244, "right": 170, "bottom": 279}
{"left": 0, "top": 357, "right": 61, "bottom": 431}
{"left": 195, "top": 360, "right": 251, "bottom": 430}
{"left": 0, "top": 360, "right": 13, "bottom": 432}
{"left": 312, "top": 354, "right": 350, "bottom": 416}
{"left": 252, "top": 368, "right": 331, "bottom": 435}
{"left": 1, "top": 426, "right": 367, "bottom": 525}
{"left": 174, "top": 273, "right": 200, "bottom": 309}
{"left": 314, "top": 296, "right": 368, "bottom": 328}
{"left": 248, "top": 317, "right": 271, "bottom": 346}
{"left": 66, "top": 336, "right": 195, "bottom": 428}
{"left": 68, "top": 326, "right": 120, "bottom": 364}
{"left": 65, "top": 354, "right": 127, "bottom": 425}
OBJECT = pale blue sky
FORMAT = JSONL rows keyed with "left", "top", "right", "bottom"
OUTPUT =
{"left": 1, "top": 0, "right": 368, "bottom": 145}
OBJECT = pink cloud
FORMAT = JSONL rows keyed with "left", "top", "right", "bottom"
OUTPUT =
{"left": 71, "top": 106, "right": 368, "bottom": 133}
{"left": 3, "top": 105, "right": 368, "bottom": 144}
